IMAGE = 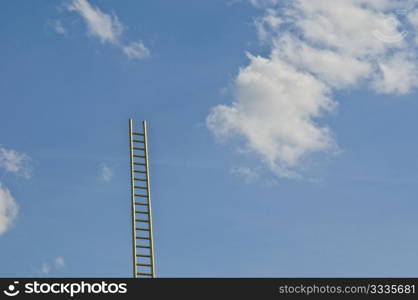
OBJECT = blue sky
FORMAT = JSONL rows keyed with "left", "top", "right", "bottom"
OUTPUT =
{"left": 2, "top": 0, "right": 418, "bottom": 277}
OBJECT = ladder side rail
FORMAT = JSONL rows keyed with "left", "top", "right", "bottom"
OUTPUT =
{"left": 142, "top": 120, "right": 156, "bottom": 278}
{"left": 129, "top": 119, "right": 138, "bottom": 278}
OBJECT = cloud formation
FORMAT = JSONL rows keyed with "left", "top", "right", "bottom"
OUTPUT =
{"left": 49, "top": 20, "right": 66, "bottom": 35}
{"left": 41, "top": 263, "right": 51, "bottom": 274}
{"left": 209, "top": 0, "right": 418, "bottom": 178}
{"left": 99, "top": 164, "right": 113, "bottom": 182}
{"left": 55, "top": 257, "right": 66, "bottom": 268}
{"left": 231, "top": 166, "right": 259, "bottom": 183}
{"left": 249, "top": 0, "right": 278, "bottom": 8}
{"left": 0, "top": 184, "right": 18, "bottom": 235}
{"left": 40, "top": 257, "right": 66, "bottom": 274}
{"left": 0, "top": 147, "right": 31, "bottom": 178}
{"left": 123, "top": 41, "right": 151, "bottom": 60}
{"left": 0, "top": 147, "right": 31, "bottom": 235}
{"left": 67, "top": 0, "right": 149, "bottom": 59}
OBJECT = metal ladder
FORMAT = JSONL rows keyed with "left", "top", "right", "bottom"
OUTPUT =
{"left": 129, "top": 119, "right": 155, "bottom": 278}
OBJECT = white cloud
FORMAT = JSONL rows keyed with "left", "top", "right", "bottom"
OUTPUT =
{"left": 68, "top": 0, "right": 122, "bottom": 44}
{"left": 41, "top": 263, "right": 51, "bottom": 274}
{"left": 231, "top": 167, "right": 259, "bottom": 183}
{"left": 0, "top": 147, "right": 30, "bottom": 235}
{"left": 406, "top": 8, "right": 418, "bottom": 44}
{"left": 254, "top": 8, "right": 282, "bottom": 41}
{"left": 49, "top": 20, "right": 66, "bottom": 35}
{"left": 66, "top": 0, "right": 149, "bottom": 59}
{"left": 291, "top": 1, "right": 403, "bottom": 57}
{"left": 54, "top": 257, "right": 65, "bottom": 268}
{"left": 372, "top": 51, "right": 418, "bottom": 94}
{"left": 0, "top": 184, "right": 18, "bottom": 235}
{"left": 123, "top": 41, "right": 150, "bottom": 59}
{"left": 272, "top": 35, "right": 372, "bottom": 88}
{"left": 249, "top": 0, "right": 278, "bottom": 8}
{"left": 408, "top": 9, "right": 418, "bottom": 28}
{"left": 209, "top": 0, "right": 418, "bottom": 178}
{"left": 208, "top": 54, "right": 336, "bottom": 178}
{"left": 99, "top": 164, "right": 113, "bottom": 182}
{"left": 0, "top": 147, "right": 31, "bottom": 179}
{"left": 40, "top": 257, "right": 65, "bottom": 274}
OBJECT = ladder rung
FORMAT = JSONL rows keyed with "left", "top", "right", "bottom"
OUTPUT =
{"left": 133, "top": 147, "right": 145, "bottom": 151}
{"left": 136, "top": 236, "right": 150, "bottom": 240}
{"left": 136, "top": 228, "right": 150, "bottom": 231}
{"left": 134, "top": 178, "right": 146, "bottom": 182}
{"left": 135, "top": 219, "right": 149, "bottom": 222}
{"left": 132, "top": 132, "right": 144, "bottom": 136}
{"left": 135, "top": 203, "right": 148, "bottom": 206}
{"left": 137, "top": 273, "right": 152, "bottom": 276}
{"left": 136, "top": 245, "right": 150, "bottom": 249}
{"left": 133, "top": 155, "right": 146, "bottom": 158}
{"left": 134, "top": 162, "right": 146, "bottom": 166}
{"left": 134, "top": 170, "right": 147, "bottom": 174}
{"left": 134, "top": 186, "right": 147, "bottom": 189}
{"left": 135, "top": 194, "right": 148, "bottom": 198}
{"left": 135, "top": 210, "right": 149, "bottom": 214}
{"left": 133, "top": 139, "right": 144, "bottom": 143}
{"left": 136, "top": 254, "right": 151, "bottom": 258}
{"left": 137, "top": 263, "right": 152, "bottom": 267}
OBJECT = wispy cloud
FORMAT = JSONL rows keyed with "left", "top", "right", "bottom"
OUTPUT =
{"left": 123, "top": 41, "right": 150, "bottom": 60}
{"left": 99, "top": 164, "right": 113, "bottom": 182}
{"left": 0, "top": 147, "right": 31, "bottom": 235}
{"left": 0, "top": 184, "right": 18, "bottom": 235}
{"left": 49, "top": 19, "right": 66, "bottom": 35}
{"left": 40, "top": 257, "right": 66, "bottom": 275}
{"left": 254, "top": 8, "right": 282, "bottom": 42}
{"left": 0, "top": 147, "right": 31, "bottom": 179}
{"left": 68, "top": 0, "right": 122, "bottom": 44}
{"left": 230, "top": 167, "right": 259, "bottom": 183}
{"left": 65, "top": 0, "right": 150, "bottom": 59}
{"left": 41, "top": 263, "right": 51, "bottom": 274}
{"left": 209, "top": 0, "right": 418, "bottom": 178}
{"left": 249, "top": 0, "right": 278, "bottom": 8}
{"left": 54, "top": 257, "right": 66, "bottom": 268}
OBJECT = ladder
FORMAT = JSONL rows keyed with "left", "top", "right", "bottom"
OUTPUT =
{"left": 129, "top": 119, "right": 155, "bottom": 278}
